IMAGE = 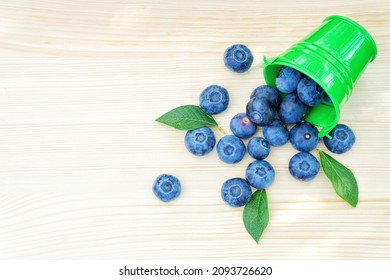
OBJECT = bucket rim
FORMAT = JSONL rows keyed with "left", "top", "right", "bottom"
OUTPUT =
{"left": 262, "top": 57, "right": 341, "bottom": 138}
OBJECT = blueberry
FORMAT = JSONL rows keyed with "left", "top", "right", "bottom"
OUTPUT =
{"left": 224, "top": 44, "right": 254, "bottom": 73}
{"left": 263, "top": 119, "right": 289, "bottom": 147}
{"left": 290, "top": 122, "right": 319, "bottom": 152}
{"left": 323, "top": 94, "right": 333, "bottom": 105}
{"left": 247, "top": 137, "right": 271, "bottom": 160}
{"left": 217, "top": 135, "right": 246, "bottom": 164}
{"left": 278, "top": 94, "right": 308, "bottom": 124}
{"left": 323, "top": 124, "right": 355, "bottom": 154}
{"left": 230, "top": 113, "right": 257, "bottom": 139}
{"left": 245, "top": 160, "right": 275, "bottom": 190}
{"left": 289, "top": 152, "right": 320, "bottom": 181}
{"left": 199, "top": 85, "right": 229, "bottom": 115}
{"left": 246, "top": 96, "right": 276, "bottom": 126}
{"left": 297, "top": 77, "right": 325, "bottom": 106}
{"left": 250, "top": 85, "right": 281, "bottom": 108}
{"left": 275, "top": 66, "right": 302, "bottom": 94}
{"left": 221, "top": 178, "right": 252, "bottom": 207}
{"left": 153, "top": 174, "right": 181, "bottom": 202}
{"left": 185, "top": 126, "right": 216, "bottom": 156}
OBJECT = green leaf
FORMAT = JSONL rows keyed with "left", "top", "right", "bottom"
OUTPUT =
{"left": 319, "top": 150, "right": 359, "bottom": 207}
{"left": 155, "top": 105, "right": 219, "bottom": 131}
{"left": 243, "top": 190, "right": 269, "bottom": 244}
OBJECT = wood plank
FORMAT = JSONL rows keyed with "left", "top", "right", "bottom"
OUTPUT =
{"left": 0, "top": 0, "right": 389, "bottom": 259}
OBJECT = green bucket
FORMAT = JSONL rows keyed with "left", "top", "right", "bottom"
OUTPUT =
{"left": 263, "top": 15, "right": 377, "bottom": 137}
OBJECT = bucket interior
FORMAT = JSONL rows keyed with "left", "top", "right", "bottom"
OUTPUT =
{"left": 263, "top": 62, "right": 339, "bottom": 137}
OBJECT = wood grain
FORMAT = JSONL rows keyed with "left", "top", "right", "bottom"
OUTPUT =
{"left": 0, "top": 0, "right": 389, "bottom": 259}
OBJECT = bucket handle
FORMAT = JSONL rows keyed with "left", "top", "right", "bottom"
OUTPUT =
{"left": 262, "top": 56, "right": 278, "bottom": 68}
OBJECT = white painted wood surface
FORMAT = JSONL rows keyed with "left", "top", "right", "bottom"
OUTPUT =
{"left": 0, "top": 0, "right": 389, "bottom": 259}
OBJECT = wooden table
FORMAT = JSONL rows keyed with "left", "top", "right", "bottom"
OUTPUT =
{"left": 0, "top": 0, "right": 389, "bottom": 259}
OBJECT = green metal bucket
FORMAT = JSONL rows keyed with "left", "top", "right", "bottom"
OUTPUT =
{"left": 263, "top": 15, "right": 377, "bottom": 137}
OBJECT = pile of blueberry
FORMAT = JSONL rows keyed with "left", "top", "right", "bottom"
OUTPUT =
{"left": 153, "top": 44, "right": 356, "bottom": 207}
